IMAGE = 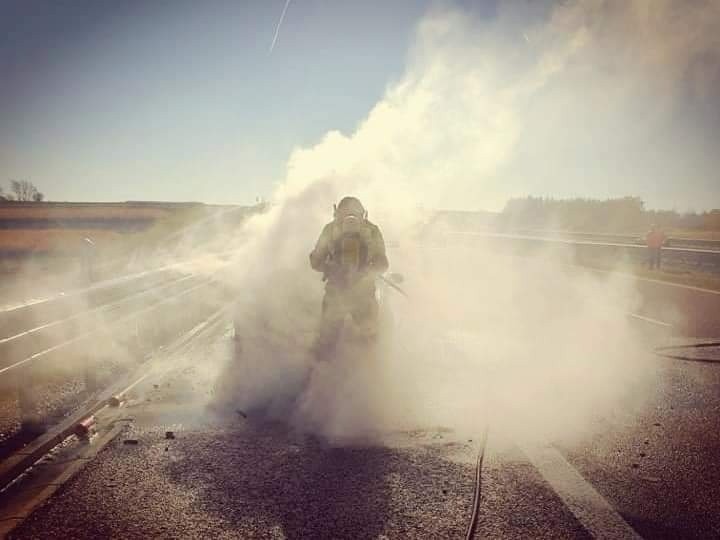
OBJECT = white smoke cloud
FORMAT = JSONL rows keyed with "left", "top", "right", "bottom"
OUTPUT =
{"left": 213, "top": 0, "right": 717, "bottom": 444}
{"left": 277, "top": 0, "right": 720, "bottom": 213}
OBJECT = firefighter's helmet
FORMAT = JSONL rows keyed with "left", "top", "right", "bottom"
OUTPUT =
{"left": 334, "top": 196, "right": 366, "bottom": 220}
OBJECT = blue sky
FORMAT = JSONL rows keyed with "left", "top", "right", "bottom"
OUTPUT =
{"left": 1, "top": 0, "right": 446, "bottom": 202}
{"left": 1, "top": 0, "right": 718, "bottom": 211}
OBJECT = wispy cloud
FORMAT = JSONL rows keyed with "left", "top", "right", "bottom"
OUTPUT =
{"left": 269, "top": 0, "right": 292, "bottom": 54}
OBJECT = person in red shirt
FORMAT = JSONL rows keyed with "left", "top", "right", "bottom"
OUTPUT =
{"left": 646, "top": 224, "right": 666, "bottom": 270}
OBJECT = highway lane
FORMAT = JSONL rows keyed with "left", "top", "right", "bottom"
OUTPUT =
{"left": 628, "top": 276, "right": 720, "bottom": 337}
{"left": 556, "top": 354, "right": 720, "bottom": 538}
{"left": 5, "top": 313, "right": 718, "bottom": 539}
{"left": 408, "top": 242, "right": 720, "bottom": 337}
{"left": 6, "top": 372, "right": 590, "bottom": 539}
{"left": 4, "top": 255, "right": 720, "bottom": 539}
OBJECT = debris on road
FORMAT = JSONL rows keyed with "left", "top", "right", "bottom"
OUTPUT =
{"left": 74, "top": 416, "right": 97, "bottom": 439}
{"left": 108, "top": 395, "right": 124, "bottom": 407}
{"left": 640, "top": 476, "right": 661, "bottom": 483}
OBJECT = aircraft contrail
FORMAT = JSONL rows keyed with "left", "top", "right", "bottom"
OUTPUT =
{"left": 269, "top": 0, "right": 292, "bottom": 54}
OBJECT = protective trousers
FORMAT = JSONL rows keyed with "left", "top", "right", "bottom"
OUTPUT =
{"left": 314, "top": 286, "right": 379, "bottom": 362}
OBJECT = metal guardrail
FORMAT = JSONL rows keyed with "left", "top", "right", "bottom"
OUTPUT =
{"left": 437, "top": 231, "right": 720, "bottom": 277}
{"left": 446, "top": 231, "right": 720, "bottom": 254}
{"left": 491, "top": 229, "right": 720, "bottom": 251}
{"left": 0, "top": 277, "right": 209, "bottom": 376}
{"left": 0, "top": 312, "right": 232, "bottom": 540}
{"left": 0, "top": 267, "right": 219, "bottom": 433}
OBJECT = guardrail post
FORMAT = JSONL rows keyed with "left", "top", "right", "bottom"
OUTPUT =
{"left": 17, "top": 373, "right": 44, "bottom": 434}
{"left": 83, "top": 354, "right": 98, "bottom": 393}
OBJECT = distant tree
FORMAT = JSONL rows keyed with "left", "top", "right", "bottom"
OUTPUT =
{"left": 704, "top": 209, "right": 720, "bottom": 231}
{"left": 10, "top": 180, "right": 44, "bottom": 202}
{"left": 499, "top": 196, "right": 720, "bottom": 233}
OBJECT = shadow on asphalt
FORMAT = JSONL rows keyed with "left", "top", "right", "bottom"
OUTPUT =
{"left": 624, "top": 514, "right": 697, "bottom": 540}
{"left": 164, "top": 421, "right": 394, "bottom": 539}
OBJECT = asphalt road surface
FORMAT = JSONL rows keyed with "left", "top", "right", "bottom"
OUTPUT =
{"left": 4, "top": 275, "right": 720, "bottom": 539}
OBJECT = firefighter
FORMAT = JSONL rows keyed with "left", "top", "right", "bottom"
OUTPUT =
{"left": 309, "top": 196, "right": 389, "bottom": 362}
{"left": 646, "top": 224, "right": 666, "bottom": 270}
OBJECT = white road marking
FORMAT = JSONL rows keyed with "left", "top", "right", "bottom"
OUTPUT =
{"left": 520, "top": 442, "right": 642, "bottom": 539}
{"left": 596, "top": 270, "right": 720, "bottom": 296}
{"left": 440, "top": 329, "right": 645, "bottom": 538}
{"left": 628, "top": 313, "right": 673, "bottom": 327}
